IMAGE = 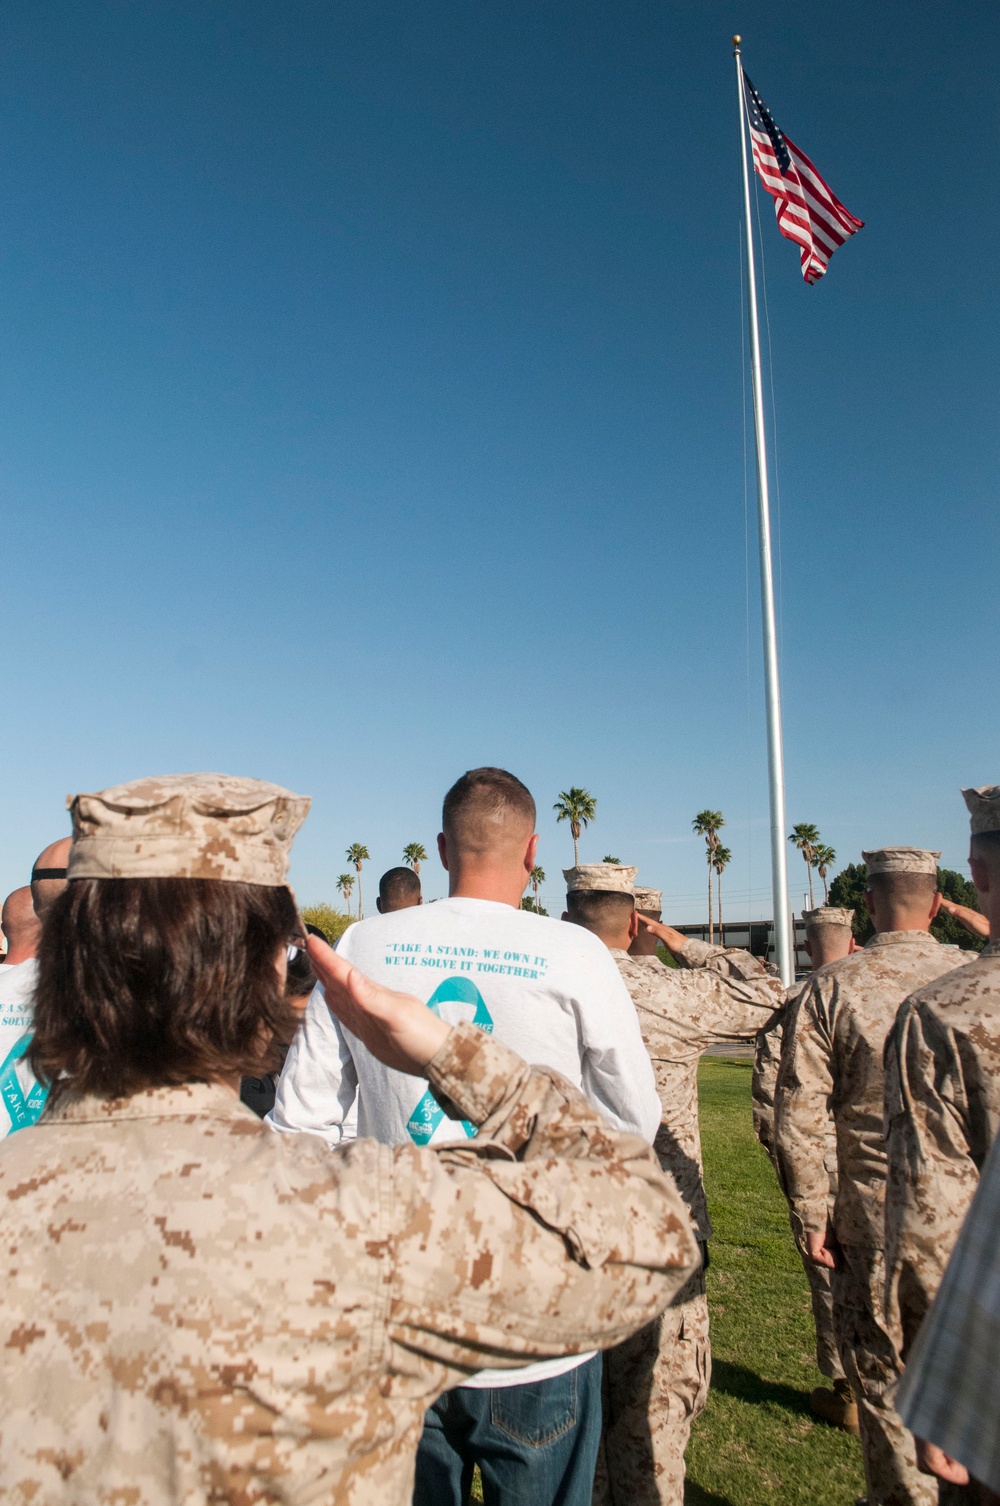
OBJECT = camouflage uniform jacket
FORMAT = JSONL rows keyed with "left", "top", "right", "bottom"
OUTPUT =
{"left": 612, "top": 939, "right": 784, "bottom": 1239}
{"left": 885, "top": 939, "right": 1000, "bottom": 1357}
{"left": 754, "top": 978, "right": 839, "bottom": 1194}
{"left": 0, "top": 1022, "right": 698, "bottom": 1506}
{"left": 774, "top": 933, "right": 970, "bottom": 1249}
{"left": 752, "top": 1009, "right": 784, "bottom": 1161}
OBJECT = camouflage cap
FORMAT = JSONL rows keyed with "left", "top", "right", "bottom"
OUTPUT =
{"left": 563, "top": 863, "right": 637, "bottom": 895}
{"left": 862, "top": 847, "right": 940, "bottom": 877}
{"left": 67, "top": 774, "right": 310, "bottom": 886}
{"left": 632, "top": 885, "right": 663, "bottom": 913}
{"left": 963, "top": 785, "right": 1000, "bottom": 836}
{"left": 802, "top": 906, "right": 854, "bottom": 930}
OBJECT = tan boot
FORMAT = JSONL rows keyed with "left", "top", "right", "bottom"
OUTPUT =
{"left": 809, "top": 1377, "right": 861, "bottom": 1436}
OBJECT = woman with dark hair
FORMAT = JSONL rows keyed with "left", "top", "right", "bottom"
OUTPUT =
{"left": 0, "top": 773, "right": 698, "bottom": 1505}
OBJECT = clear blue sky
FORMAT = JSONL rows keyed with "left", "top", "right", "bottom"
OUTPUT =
{"left": 1, "top": 0, "right": 996, "bottom": 921}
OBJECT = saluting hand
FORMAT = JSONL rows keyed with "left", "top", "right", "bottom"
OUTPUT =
{"left": 306, "top": 935, "right": 451, "bottom": 1076}
{"left": 936, "top": 896, "right": 990, "bottom": 940}
{"left": 635, "top": 913, "right": 690, "bottom": 957}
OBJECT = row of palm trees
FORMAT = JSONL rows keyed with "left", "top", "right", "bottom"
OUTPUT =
{"left": 692, "top": 813, "right": 839, "bottom": 941}
{"left": 334, "top": 800, "right": 837, "bottom": 934}
{"left": 337, "top": 842, "right": 433, "bottom": 917}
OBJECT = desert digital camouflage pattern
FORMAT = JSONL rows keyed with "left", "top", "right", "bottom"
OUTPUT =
{"left": 962, "top": 782, "right": 1000, "bottom": 834}
{"left": 614, "top": 938, "right": 783, "bottom": 1240}
{"left": 774, "top": 933, "right": 970, "bottom": 1248}
{"left": 831, "top": 1244, "right": 935, "bottom": 1506}
{"left": 775, "top": 932, "right": 971, "bottom": 1506}
{"left": 595, "top": 938, "right": 782, "bottom": 1506}
{"left": 751, "top": 1009, "right": 782, "bottom": 1160}
{"left": 753, "top": 998, "right": 844, "bottom": 1383}
{"left": 67, "top": 773, "right": 310, "bottom": 886}
{"left": 592, "top": 1268, "right": 709, "bottom": 1506}
{"left": 862, "top": 848, "right": 941, "bottom": 877}
{"left": 563, "top": 863, "right": 638, "bottom": 894}
{"left": 0, "top": 1023, "right": 698, "bottom": 1506}
{"left": 884, "top": 939, "right": 1000, "bottom": 1360}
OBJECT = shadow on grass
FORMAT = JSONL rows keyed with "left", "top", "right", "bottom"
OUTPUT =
{"left": 685, "top": 1481, "right": 739, "bottom": 1505}
{"left": 710, "top": 1359, "right": 813, "bottom": 1418}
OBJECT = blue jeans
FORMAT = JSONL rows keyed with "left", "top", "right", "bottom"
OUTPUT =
{"left": 413, "top": 1356, "right": 602, "bottom": 1506}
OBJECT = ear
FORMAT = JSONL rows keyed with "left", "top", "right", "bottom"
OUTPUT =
{"left": 375, "top": 897, "right": 383, "bottom": 914}
{"left": 863, "top": 891, "right": 875, "bottom": 919}
{"left": 524, "top": 833, "right": 539, "bottom": 872}
{"left": 929, "top": 891, "right": 943, "bottom": 922}
{"left": 437, "top": 832, "right": 449, "bottom": 872}
{"left": 628, "top": 909, "right": 640, "bottom": 940}
{"left": 804, "top": 937, "right": 814, "bottom": 963}
{"left": 970, "top": 855, "right": 990, "bottom": 897}
{"left": 848, "top": 937, "right": 858, "bottom": 953}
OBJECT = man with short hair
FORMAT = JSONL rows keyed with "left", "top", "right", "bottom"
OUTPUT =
{"left": 565, "top": 866, "right": 784, "bottom": 1506}
{"left": 376, "top": 865, "right": 422, "bottom": 913}
{"left": 775, "top": 850, "right": 972, "bottom": 1506}
{"left": 272, "top": 769, "right": 661, "bottom": 1506}
{"left": 30, "top": 836, "right": 71, "bottom": 921}
{"left": 0, "top": 884, "right": 47, "bottom": 1137}
{"left": 1, "top": 887, "right": 41, "bottom": 964}
{"left": 884, "top": 788, "right": 1000, "bottom": 1497}
{"left": 753, "top": 907, "right": 857, "bottom": 1432}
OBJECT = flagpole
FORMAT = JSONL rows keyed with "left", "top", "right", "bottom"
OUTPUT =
{"left": 732, "top": 34, "right": 794, "bottom": 986}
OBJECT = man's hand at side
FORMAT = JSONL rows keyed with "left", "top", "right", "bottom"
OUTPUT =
{"left": 306, "top": 935, "right": 450, "bottom": 1075}
{"left": 915, "top": 1438, "right": 970, "bottom": 1486}
{"left": 805, "top": 1228, "right": 840, "bottom": 1270}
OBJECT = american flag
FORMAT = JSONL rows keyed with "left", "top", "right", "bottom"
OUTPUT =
{"left": 742, "top": 69, "right": 863, "bottom": 284}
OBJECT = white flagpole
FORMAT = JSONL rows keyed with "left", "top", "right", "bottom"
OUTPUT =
{"left": 733, "top": 34, "right": 794, "bottom": 986}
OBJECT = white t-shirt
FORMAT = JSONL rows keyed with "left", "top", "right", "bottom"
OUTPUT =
{"left": 0, "top": 959, "right": 47, "bottom": 1139}
{"left": 270, "top": 897, "right": 660, "bottom": 1390}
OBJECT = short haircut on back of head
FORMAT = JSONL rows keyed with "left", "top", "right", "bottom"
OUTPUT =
{"left": 868, "top": 871, "right": 938, "bottom": 906}
{"left": 442, "top": 768, "right": 536, "bottom": 854}
{"left": 565, "top": 890, "right": 635, "bottom": 933}
{"left": 379, "top": 867, "right": 421, "bottom": 905}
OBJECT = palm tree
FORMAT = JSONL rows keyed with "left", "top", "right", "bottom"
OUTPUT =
{"left": 530, "top": 865, "right": 545, "bottom": 912}
{"left": 692, "top": 810, "right": 725, "bottom": 944}
{"left": 554, "top": 788, "right": 597, "bottom": 866}
{"left": 789, "top": 823, "right": 821, "bottom": 910}
{"left": 814, "top": 844, "right": 837, "bottom": 903}
{"left": 336, "top": 872, "right": 355, "bottom": 915}
{"left": 402, "top": 842, "right": 427, "bottom": 877}
{"left": 345, "top": 843, "right": 371, "bottom": 919}
{"left": 713, "top": 845, "right": 732, "bottom": 945}
{"left": 602, "top": 855, "right": 621, "bottom": 864}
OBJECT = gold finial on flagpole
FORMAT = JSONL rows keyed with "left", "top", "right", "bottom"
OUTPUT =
{"left": 732, "top": 34, "right": 742, "bottom": 50}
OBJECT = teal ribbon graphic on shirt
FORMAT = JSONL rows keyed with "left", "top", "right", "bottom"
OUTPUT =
{"left": 406, "top": 977, "right": 493, "bottom": 1145}
{"left": 0, "top": 1033, "right": 49, "bottom": 1134}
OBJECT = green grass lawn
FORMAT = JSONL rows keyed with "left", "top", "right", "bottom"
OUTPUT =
{"left": 686, "top": 1057, "right": 865, "bottom": 1506}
